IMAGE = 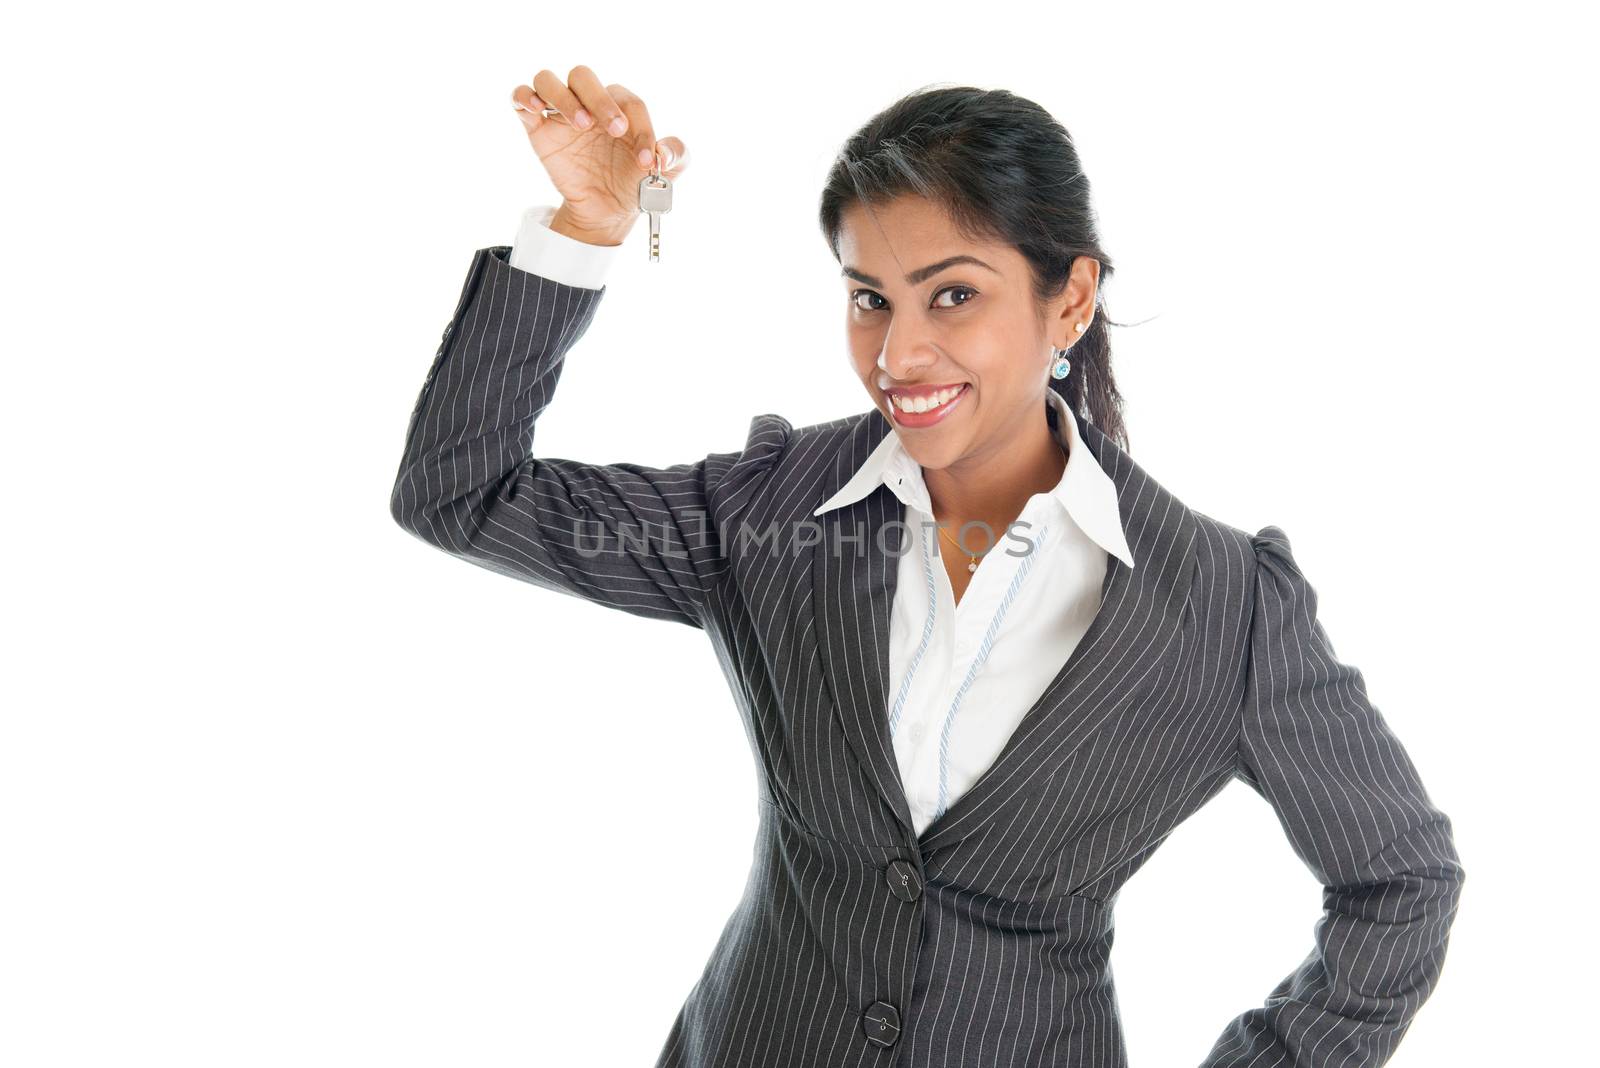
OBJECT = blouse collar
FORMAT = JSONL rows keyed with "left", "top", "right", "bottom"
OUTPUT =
{"left": 813, "top": 388, "right": 1136, "bottom": 568}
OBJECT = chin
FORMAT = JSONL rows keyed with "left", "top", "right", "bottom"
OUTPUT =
{"left": 901, "top": 431, "right": 964, "bottom": 468}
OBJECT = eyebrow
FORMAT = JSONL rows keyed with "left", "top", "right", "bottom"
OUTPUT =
{"left": 840, "top": 255, "right": 1000, "bottom": 288}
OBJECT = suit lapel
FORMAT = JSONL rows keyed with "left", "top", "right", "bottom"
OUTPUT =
{"left": 810, "top": 407, "right": 1197, "bottom": 850}
{"left": 809, "top": 411, "right": 915, "bottom": 837}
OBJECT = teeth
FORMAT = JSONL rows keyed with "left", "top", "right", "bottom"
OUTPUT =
{"left": 893, "top": 385, "right": 963, "bottom": 413}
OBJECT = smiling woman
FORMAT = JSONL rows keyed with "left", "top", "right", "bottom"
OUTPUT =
{"left": 390, "top": 74, "right": 1464, "bottom": 1068}
{"left": 822, "top": 144, "right": 1116, "bottom": 582}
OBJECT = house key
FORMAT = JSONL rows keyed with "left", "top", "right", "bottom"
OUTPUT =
{"left": 637, "top": 150, "right": 672, "bottom": 262}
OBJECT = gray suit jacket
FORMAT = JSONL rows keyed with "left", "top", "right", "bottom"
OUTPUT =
{"left": 390, "top": 245, "right": 1465, "bottom": 1067}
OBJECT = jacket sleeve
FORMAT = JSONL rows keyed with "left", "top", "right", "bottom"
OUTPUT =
{"left": 1200, "top": 525, "right": 1466, "bottom": 1066}
{"left": 389, "top": 245, "right": 790, "bottom": 630}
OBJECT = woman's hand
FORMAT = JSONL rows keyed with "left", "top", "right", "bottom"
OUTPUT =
{"left": 510, "top": 66, "right": 690, "bottom": 245}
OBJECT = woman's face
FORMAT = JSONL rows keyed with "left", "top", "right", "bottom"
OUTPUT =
{"left": 836, "top": 195, "right": 1098, "bottom": 475}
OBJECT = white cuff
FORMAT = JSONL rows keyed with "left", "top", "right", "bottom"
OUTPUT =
{"left": 507, "top": 204, "right": 622, "bottom": 290}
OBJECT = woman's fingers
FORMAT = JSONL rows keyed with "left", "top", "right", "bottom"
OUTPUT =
{"left": 609, "top": 84, "right": 660, "bottom": 170}
{"left": 512, "top": 67, "right": 682, "bottom": 201}
{"left": 509, "top": 84, "right": 549, "bottom": 128}
{"left": 654, "top": 135, "right": 689, "bottom": 175}
{"left": 531, "top": 69, "right": 591, "bottom": 129}
{"left": 595, "top": 83, "right": 685, "bottom": 176}
{"left": 564, "top": 65, "right": 629, "bottom": 136}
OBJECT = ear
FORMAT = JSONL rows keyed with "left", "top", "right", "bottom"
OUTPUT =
{"left": 1052, "top": 256, "right": 1101, "bottom": 347}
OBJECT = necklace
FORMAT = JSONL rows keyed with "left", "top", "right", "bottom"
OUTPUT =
{"left": 935, "top": 521, "right": 989, "bottom": 574}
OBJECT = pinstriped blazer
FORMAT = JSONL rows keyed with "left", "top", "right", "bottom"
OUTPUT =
{"left": 390, "top": 245, "right": 1465, "bottom": 1067}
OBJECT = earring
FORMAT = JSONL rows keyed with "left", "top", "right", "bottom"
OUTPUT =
{"left": 1050, "top": 322, "right": 1086, "bottom": 380}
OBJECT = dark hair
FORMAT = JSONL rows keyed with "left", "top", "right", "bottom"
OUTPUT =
{"left": 818, "top": 83, "right": 1131, "bottom": 452}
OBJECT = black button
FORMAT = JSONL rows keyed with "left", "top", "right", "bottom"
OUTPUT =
{"left": 862, "top": 1001, "right": 901, "bottom": 1048}
{"left": 885, "top": 858, "right": 922, "bottom": 902}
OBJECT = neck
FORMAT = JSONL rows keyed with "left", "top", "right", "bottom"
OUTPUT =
{"left": 923, "top": 410, "right": 1067, "bottom": 552}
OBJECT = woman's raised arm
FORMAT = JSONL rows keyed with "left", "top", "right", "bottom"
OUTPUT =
{"left": 390, "top": 245, "right": 788, "bottom": 630}
{"left": 389, "top": 68, "right": 787, "bottom": 629}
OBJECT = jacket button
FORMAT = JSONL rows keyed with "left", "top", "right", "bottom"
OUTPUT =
{"left": 885, "top": 858, "right": 922, "bottom": 902}
{"left": 862, "top": 1001, "right": 901, "bottom": 1047}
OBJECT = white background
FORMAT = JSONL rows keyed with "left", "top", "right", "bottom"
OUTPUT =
{"left": 5, "top": 1, "right": 1593, "bottom": 1064}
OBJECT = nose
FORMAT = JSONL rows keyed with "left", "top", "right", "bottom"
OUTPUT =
{"left": 876, "top": 323, "right": 939, "bottom": 382}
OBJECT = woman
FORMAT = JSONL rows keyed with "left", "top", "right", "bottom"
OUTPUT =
{"left": 390, "top": 68, "right": 1465, "bottom": 1068}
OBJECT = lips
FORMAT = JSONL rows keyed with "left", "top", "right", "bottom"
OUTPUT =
{"left": 885, "top": 383, "right": 969, "bottom": 406}
{"left": 886, "top": 382, "right": 971, "bottom": 427}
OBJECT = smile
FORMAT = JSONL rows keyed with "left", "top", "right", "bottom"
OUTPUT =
{"left": 887, "top": 383, "right": 970, "bottom": 428}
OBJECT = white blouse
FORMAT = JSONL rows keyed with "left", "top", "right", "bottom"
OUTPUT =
{"left": 811, "top": 391, "right": 1135, "bottom": 834}
{"left": 509, "top": 204, "right": 1138, "bottom": 836}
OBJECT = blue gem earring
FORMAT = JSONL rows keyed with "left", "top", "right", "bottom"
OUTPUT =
{"left": 1050, "top": 321, "right": 1087, "bottom": 380}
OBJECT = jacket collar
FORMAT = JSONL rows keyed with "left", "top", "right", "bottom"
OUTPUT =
{"left": 811, "top": 390, "right": 1135, "bottom": 569}
{"left": 806, "top": 403, "right": 1196, "bottom": 852}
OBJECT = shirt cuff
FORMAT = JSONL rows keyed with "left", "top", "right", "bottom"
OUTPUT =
{"left": 507, "top": 204, "right": 621, "bottom": 290}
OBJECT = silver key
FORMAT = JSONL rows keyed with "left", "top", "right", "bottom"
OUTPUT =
{"left": 637, "top": 151, "right": 672, "bottom": 263}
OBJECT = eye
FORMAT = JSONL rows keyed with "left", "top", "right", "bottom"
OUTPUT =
{"left": 849, "top": 285, "right": 978, "bottom": 313}
{"left": 933, "top": 285, "right": 977, "bottom": 309}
